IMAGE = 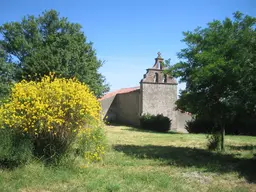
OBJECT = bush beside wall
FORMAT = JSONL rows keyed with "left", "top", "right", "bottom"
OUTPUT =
{"left": 186, "top": 117, "right": 256, "bottom": 136}
{"left": 140, "top": 113, "right": 171, "bottom": 133}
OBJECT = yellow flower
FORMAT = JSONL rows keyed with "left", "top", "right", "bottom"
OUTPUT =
{"left": 0, "top": 73, "right": 106, "bottom": 164}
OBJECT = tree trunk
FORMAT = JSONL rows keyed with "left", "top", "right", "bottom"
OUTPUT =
{"left": 221, "top": 124, "right": 225, "bottom": 151}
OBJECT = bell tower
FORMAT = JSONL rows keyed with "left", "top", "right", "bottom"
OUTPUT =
{"left": 140, "top": 53, "right": 178, "bottom": 130}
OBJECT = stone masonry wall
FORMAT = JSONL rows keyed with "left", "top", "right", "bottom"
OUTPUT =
{"left": 176, "top": 111, "right": 192, "bottom": 133}
{"left": 115, "top": 90, "right": 140, "bottom": 126}
{"left": 100, "top": 95, "right": 116, "bottom": 118}
{"left": 141, "top": 83, "right": 178, "bottom": 130}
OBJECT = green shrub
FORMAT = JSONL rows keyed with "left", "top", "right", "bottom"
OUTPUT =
{"left": 56, "top": 125, "right": 107, "bottom": 167}
{"left": 74, "top": 125, "right": 106, "bottom": 164}
{"left": 140, "top": 113, "right": 171, "bottom": 133}
{"left": 185, "top": 118, "right": 215, "bottom": 134}
{"left": 186, "top": 117, "right": 256, "bottom": 136}
{"left": 0, "top": 128, "right": 33, "bottom": 168}
{"left": 33, "top": 131, "right": 77, "bottom": 164}
{"left": 207, "top": 133, "right": 221, "bottom": 151}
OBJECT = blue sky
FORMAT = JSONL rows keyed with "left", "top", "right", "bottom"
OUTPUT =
{"left": 1, "top": 0, "right": 255, "bottom": 94}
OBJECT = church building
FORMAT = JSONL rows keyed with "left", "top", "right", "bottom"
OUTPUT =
{"left": 100, "top": 53, "right": 191, "bottom": 132}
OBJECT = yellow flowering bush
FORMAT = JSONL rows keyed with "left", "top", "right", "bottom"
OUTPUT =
{"left": 0, "top": 74, "right": 105, "bottom": 163}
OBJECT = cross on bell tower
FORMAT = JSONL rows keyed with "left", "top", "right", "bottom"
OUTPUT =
{"left": 153, "top": 52, "right": 164, "bottom": 69}
{"left": 157, "top": 52, "right": 162, "bottom": 58}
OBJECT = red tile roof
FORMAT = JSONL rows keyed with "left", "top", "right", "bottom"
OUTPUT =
{"left": 99, "top": 86, "right": 140, "bottom": 101}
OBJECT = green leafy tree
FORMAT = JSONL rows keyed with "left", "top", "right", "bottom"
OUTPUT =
{"left": 0, "top": 10, "right": 109, "bottom": 97}
{"left": 0, "top": 48, "right": 16, "bottom": 100}
{"left": 168, "top": 12, "right": 256, "bottom": 150}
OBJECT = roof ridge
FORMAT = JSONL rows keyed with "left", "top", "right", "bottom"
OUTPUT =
{"left": 99, "top": 86, "right": 140, "bottom": 101}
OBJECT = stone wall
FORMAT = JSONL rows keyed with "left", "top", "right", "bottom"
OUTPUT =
{"left": 176, "top": 111, "right": 192, "bottom": 133}
{"left": 100, "top": 95, "right": 116, "bottom": 119}
{"left": 141, "top": 82, "right": 178, "bottom": 130}
{"left": 100, "top": 90, "right": 140, "bottom": 126}
{"left": 115, "top": 90, "right": 140, "bottom": 126}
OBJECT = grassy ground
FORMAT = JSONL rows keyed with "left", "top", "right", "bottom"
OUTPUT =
{"left": 0, "top": 126, "right": 255, "bottom": 192}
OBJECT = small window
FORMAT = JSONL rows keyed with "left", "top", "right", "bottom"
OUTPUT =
{"left": 163, "top": 74, "right": 167, "bottom": 83}
{"left": 154, "top": 73, "right": 158, "bottom": 83}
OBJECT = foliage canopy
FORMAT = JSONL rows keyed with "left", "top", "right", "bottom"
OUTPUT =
{"left": 0, "top": 10, "right": 109, "bottom": 97}
{"left": 168, "top": 12, "right": 256, "bottom": 150}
